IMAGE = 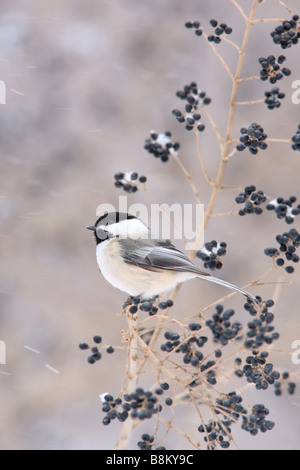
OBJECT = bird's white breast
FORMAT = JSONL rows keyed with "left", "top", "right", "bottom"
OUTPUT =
{"left": 96, "top": 237, "right": 196, "bottom": 297}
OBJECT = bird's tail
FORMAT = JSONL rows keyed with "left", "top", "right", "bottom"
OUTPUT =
{"left": 196, "top": 273, "right": 257, "bottom": 302}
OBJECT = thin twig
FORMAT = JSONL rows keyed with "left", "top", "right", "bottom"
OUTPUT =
{"left": 222, "top": 36, "right": 241, "bottom": 53}
{"left": 200, "top": 105, "right": 224, "bottom": 154}
{"left": 251, "top": 18, "right": 287, "bottom": 23}
{"left": 238, "top": 75, "right": 260, "bottom": 82}
{"left": 171, "top": 153, "right": 203, "bottom": 204}
{"left": 230, "top": 0, "right": 248, "bottom": 22}
{"left": 236, "top": 98, "right": 265, "bottom": 105}
{"left": 194, "top": 129, "right": 214, "bottom": 186}
{"left": 225, "top": 147, "right": 238, "bottom": 160}
{"left": 273, "top": 0, "right": 293, "bottom": 14}
{"left": 202, "top": 32, "right": 235, "bottom": 81}
{"left": 267, "top": 138, "right": 291, "bottom": 144}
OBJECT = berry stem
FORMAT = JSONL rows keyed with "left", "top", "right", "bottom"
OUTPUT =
{"left": 267, "top": 138, "right": 292, "bottom": 143}
{"left": 171, "top": 152, "right": 203, "bottom": 204}
{"left": 194, "top": 128, "right": 214, "bottom": 185}
{"left": 230, "top": 0, "right": 248, "bottom": 22}
{"left": 236, "top": 98, "right": 265, "bottom": 105}
{"left": 238, "top": 75, "right": 260, "bottom": 82}
{"left": 222, "top": 36, "right": 241, "bottom": 53}
{"left": 226, "top": 147, "right": 238, "bottom": 160}
{"left": 202, "top": 31, "right": 234, "bottom": 81}
{"left": 252, "top": 18, "right": 289, "bottom": 24}
{"left": 200, "top": 105, "right": 224, "bottom": 153}
{"left": 273, "top": 0, "right": 293, "bottom": 14}
{"left": 159, "top": 415, "right": 202, "bottom": 449}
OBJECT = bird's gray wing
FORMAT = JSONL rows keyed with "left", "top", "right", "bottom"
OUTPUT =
{"left": 119, "top": 238, "right": 210, "bottom": 276}
{"left": 119, "top": 238, "right": 256, "bottom": 301}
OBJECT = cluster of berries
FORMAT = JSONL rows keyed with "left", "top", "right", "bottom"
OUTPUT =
{"left": 245, "top": 316, "right": 279, "bottom": 350}
{"left": 114, "top": 172, "right": 147, "bottom": 193}
{"left": 160, "top": 330, "right": 181, "bottom": 353}
{"left": 236, "top": 123, "right": 268, "bottom": 154}
{"left": 207, "top": 19, "right": 233, "bottom": 44}
{"left": 235, "top": 351, "right": 280, "bottom": 391}
{"left": 79, "top": 336, "right": 114, "bottom": 365}
{"left": 137, "top": 434, "right": 166, "bottom": 451}
{"left": 172, "top": 109, "right": 205, "bottom": 132}
{"left": 100, "top": 393, "right": 129, "bottom": 425}
{"left": 243, "top": 298, "right": 279, "bottom": 349}
{"left": 291, "top": 124, "right": 300, "bottom": 152}
{"left": 188, "top": 362, "right": 217, "bottom": 387}
{"left": 266, "top": 196, "right": 300, "bottom": 224}
{"left": 259, "top": 55, "right": 291, "bottom": 84}
{"left": 274, "top": 372, "right": 296, "bottom": 396}
{"left": 196, "top": 240, "right": 227, "bottom": 270}
{"left": 185, "top": 20, "right": 203, "bottom": 37}
{"left": 160, "top": 326, "right": 217, "bottom": 384}
{"left": 241, "top": 404, "right": 275, "bottom": 435}
{"left": 206, "top": 305, "right": 242, "bottom": 346}
{"left": 175, "top": 82, "right": 211, "bottom": 106}
{"left": 243, "top": 297, "right": 275, "bottom": 319}
{"left": 144, "top": 131, "right": 180, "bottom": 163}
{"left": 124, "top": 296, "right": 174, "bottom": 316}
{"left": 199, "top": 360, "right": 217, "bottom": 386}
{"left": 235, "top": 185, "right": 266, "bottom": 216}
{"left": 213, "top": 392, "right": 274, "bottom": 438}
{"left": 164, "top": 326, "right": 206, "bottom": 367}
{"left": 264, "top": 228, "right": 300, "bottom": 274}
{"left": 264, "top": 87, "right": 285, "bottom": 110}
{"left": 198, "top": 419, "right": 231, "bottom": 449}
{"left": 101, "top": 385, "right": 173, "bottom": 426}
{"left": 215, "top": 392, "right": 247, "bottom": 422}
{"left": 172, "top": 82, "right": 210, "bottom": 132}
{"left": 270, "top": 15, "right": 300, "bottom": 49}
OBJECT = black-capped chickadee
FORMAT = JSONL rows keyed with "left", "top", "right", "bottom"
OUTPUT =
{"left": 87, "top": 212, "right": 256, "bottom": 302}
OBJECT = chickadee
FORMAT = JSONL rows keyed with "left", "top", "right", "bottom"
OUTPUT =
{"left": 87, "top": 212, "right": 256, "bottom": 302}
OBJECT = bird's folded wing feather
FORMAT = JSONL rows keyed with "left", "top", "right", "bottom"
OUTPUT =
{"left": 119, "top": 238, "right": 210, "bottom": 276}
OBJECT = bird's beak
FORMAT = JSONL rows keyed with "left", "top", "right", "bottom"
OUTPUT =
{"left": 86, "top": 225, "right": 96, "bottom": 232}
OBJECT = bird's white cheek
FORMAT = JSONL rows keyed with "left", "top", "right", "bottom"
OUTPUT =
{"left": 99, "top": 219, "right": 150, "bottom": 240}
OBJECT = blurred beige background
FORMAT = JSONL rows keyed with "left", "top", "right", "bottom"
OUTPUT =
{"left": 0, "top": 0, "right": 299, "bottom": 450}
